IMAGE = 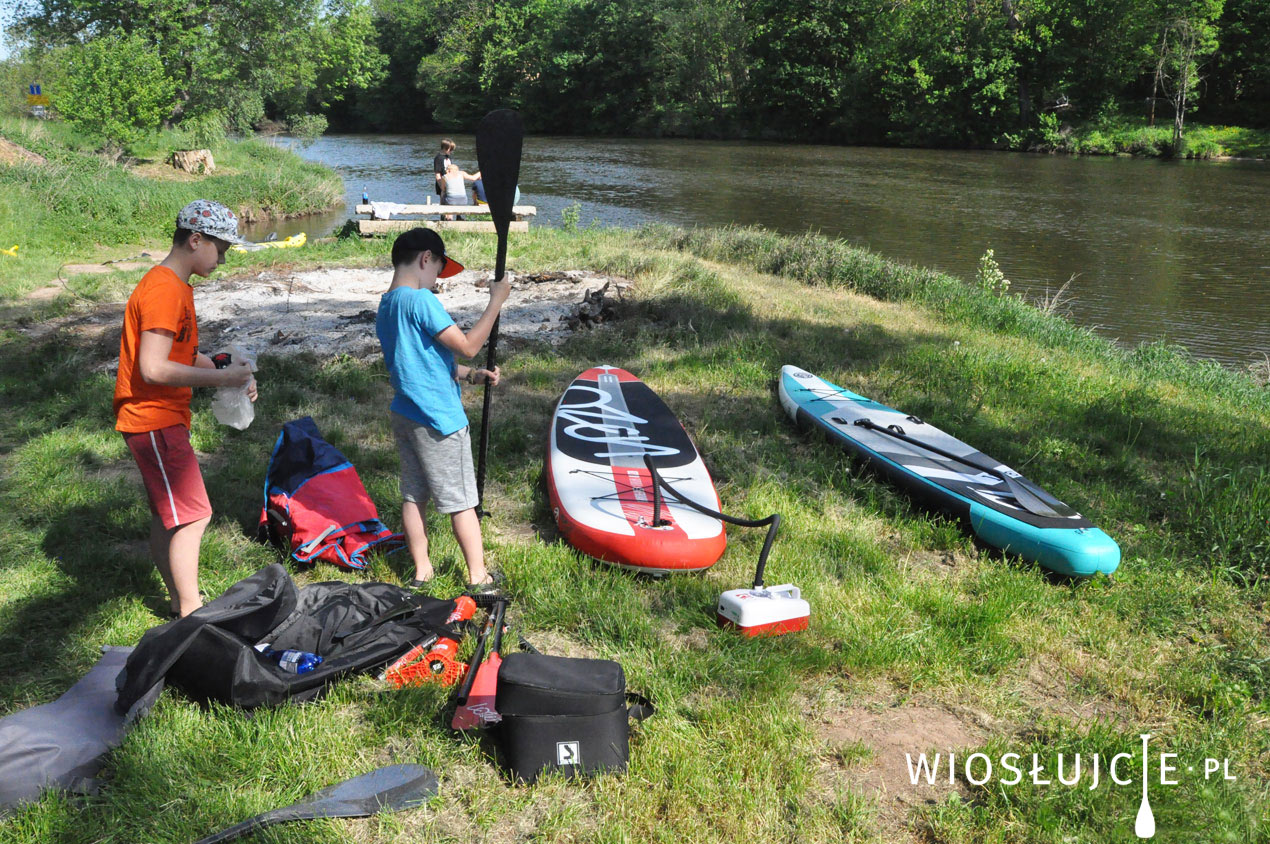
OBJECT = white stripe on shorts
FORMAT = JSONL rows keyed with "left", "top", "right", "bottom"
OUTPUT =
{"left": 149, "top": 430, "right": 179, "bottom": 524}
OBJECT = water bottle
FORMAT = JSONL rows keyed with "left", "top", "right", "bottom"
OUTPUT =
{"left": 257, "top": 644, "right": 323, "bottom": 674}
{"left": 211, "top": 344, "right": 256, "bottom": 430}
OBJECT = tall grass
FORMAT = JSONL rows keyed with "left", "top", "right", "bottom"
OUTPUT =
{"left": 0, "top": 114, "right": 342, "bottom": 298}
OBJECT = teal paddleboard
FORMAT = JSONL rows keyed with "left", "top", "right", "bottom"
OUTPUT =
{"left": 778, "top": 365, "right": 1119, "bottom": 577}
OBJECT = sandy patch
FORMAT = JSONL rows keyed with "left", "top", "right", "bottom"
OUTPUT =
{"left": 817, "top": 696, "right": 990, "bottom": 839}
{"left": 1017, "top": 653, "right": 1131, "bottom": 726}
{"left": 194, "top": 267, "right": 627, "bottom": 358}
{"left": 0, "top": 137, "right": 46, "bottom": 166}
{"left": 15, "top": 267, "right": 628, "bottom": 368}
{"left": 25, "top": 285, "right": 63, "bottom": 301}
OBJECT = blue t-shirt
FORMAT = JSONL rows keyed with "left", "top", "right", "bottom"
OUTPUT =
{"left": 376, "top": 286, "right": 468, "bottom": 435}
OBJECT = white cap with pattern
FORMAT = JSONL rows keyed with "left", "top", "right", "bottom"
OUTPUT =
{"left": 176, "top": 199, "right": 252, "bottom": 245}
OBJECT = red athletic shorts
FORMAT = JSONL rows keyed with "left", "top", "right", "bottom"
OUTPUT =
{"left": 123, "top": 425, "right": 212, "bottom": 530}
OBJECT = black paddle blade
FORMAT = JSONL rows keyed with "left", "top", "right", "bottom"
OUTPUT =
{"left": 192, "top": 764, "right": 439, "bottom": 844}
{"left": 475, "top": 109, "right": 524, "bottom": 227}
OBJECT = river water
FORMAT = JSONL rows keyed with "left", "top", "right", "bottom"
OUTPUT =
{"left": 246, "top": 134, "right": 1269, "bottom": 368}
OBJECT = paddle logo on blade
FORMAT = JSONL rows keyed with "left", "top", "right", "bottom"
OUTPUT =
{"left": 557, "top": 741, "right": 581, "bottom": 766}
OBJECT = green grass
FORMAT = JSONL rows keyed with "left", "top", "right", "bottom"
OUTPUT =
{"left": 1049, "top": 115, "right": 1270, "bottom": 159}
{"left": 0, "top": 225, "right": 1267, "bottom": 842}
{"left": 0, "top": 114, "right": 342, "bottom": 299}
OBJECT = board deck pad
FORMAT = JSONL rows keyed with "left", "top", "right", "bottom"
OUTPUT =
{"left": 546, "top": 367, "right": 726, "bottom": 573}
{"left": 778, "top": 365, "right": 1119, "bottom": 577}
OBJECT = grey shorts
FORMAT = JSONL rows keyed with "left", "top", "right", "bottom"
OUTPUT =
{"left": 391, "top": 412, "right": 479, "bottom": 514}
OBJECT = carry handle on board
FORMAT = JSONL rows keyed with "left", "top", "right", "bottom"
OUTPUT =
{"left": 641, "top": 455, "right": 780, "bottom": 589}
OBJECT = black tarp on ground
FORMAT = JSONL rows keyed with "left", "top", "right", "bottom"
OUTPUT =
{"left": 116, "top": 564, "right": 462, "bottom": 711}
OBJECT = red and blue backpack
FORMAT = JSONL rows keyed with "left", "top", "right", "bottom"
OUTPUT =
{"left": 259, "top": 416, "right": 403, "bottom": 569}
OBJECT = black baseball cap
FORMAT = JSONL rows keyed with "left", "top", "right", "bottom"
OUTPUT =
{"left": 391, "top": 227, "right": 464, "bottom": 277}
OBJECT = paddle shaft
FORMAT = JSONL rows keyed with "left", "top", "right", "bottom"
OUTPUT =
{"left": 850, "top": 418, "right": 1070, "bottom": 518}
{"left": 473, "top": 109, "right": 523, "bottom": 517}
{"left": 193, "top": 815, "right": 274, "bottom": 844}
{"left": 475, "top": 230, "right": 507, "bottom": 513}
{"left": 191, "top": 764, "right": 438, "bottom": 844}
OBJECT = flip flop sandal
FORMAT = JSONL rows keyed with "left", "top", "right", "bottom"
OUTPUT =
{"left": 465, "top": 571, "right": 505, "bottom": 595}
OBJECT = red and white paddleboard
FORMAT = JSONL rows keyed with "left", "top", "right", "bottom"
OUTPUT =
{"left": 546, "top": 366, "right": 726, "bottom": 574}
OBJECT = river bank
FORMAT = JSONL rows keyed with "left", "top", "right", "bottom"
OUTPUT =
{"left": 1037, "top": 118, "right": 1270, "bottom": 160}
{"left": 0, "top": 115, "right": 343, "bottom": 299}
{"left": 1, "top": 224, "right": 1266, "bottom": 842}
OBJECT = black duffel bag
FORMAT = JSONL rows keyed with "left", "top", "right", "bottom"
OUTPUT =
{"left": 494, "top": 652, "right": 653, "bottom": 783}
{"left": 116, "top": 564, "right": 462, "bottom": 711}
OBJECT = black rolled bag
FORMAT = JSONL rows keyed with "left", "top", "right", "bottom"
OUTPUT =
{"left": 493, "top": 652, "right": 653, "bottom": 784}
{"left": 115, "top": 564, "right": 463, "bottom": 712}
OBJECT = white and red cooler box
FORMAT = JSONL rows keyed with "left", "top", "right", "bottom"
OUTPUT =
{"left": 716, "top": 585, "right": 810, "bottom": 637}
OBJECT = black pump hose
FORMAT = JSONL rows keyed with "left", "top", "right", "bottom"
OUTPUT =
{"left": 641, "top": 454, "right": 780, "bottom": 590}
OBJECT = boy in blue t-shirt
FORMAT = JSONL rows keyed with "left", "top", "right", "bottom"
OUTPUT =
{"left": 376, "top": 228, "right": 510, "bottom": 589}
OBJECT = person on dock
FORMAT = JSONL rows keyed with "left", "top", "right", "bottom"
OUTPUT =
{"left": 114, "top": 199, "right": 257, "bottom": 619}
{"left": 441, "top": 163, "right": 481, "bottom": 220}
{"left": 376, "top": 227, "right": 508, "bottom": 592}
{"left": 433, "top": 139, "right": 455, "bottom": 205}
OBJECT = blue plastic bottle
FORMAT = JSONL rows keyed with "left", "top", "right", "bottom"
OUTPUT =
{"left": 258, "top": 645, "right": 323, "bottom": 674}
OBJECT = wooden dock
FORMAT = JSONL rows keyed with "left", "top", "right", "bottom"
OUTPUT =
{"left": 354, "top": 203, "right": 537, "bottom": 236}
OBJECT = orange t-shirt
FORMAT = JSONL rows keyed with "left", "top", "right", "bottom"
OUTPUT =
{"left": 114, "top": 266, "right": 199, "bottom": 432}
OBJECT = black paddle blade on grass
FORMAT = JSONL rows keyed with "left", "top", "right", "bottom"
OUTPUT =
{"left": 191, "top": 764, "right": 439, "bottom": 844}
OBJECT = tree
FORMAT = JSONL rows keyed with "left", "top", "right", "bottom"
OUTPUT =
{"left": 862, "top": 0, "right": 1019, "bottom": 146}
{"left": 52, "top": 32, "right": 174, "bottom": 153}
{"left": 1151, "top": 0, "right": 1223, "bottom": 149}
{"left": 1204, "top": 0, "right": 1269, "bottom": 127}
{"left": 338, "top": 0, "right": 447, "bottom": 131}
{"left": 14, "top": 0, "right": 385, "bottom": 129}
{"left": 743, "top": 0, "right": 872, "bottom": 139}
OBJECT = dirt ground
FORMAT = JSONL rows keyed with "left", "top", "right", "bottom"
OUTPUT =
{"left": 19, "top": 265, "right": 628, "bottom": 365}
{"left": 817, "top": 693, "right": 990, "bottom": 840}
{"left": 0, "top": 136, "right": 46, "bottom": 166}
{"left": 193, "top": 266, "right": 626, "bottom": 358}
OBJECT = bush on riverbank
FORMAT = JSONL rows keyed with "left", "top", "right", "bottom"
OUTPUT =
{"left": 0, "top": 114, "right": 342, "bottom": 298}
{"left": 2, "top": 224, "right": 1266, "bottom": 841}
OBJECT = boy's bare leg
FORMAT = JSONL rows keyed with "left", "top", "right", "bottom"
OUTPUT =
{"left": 401, "top": 500, "right": 435, "bottom": 582}
{"left": 451, "top": 507, "right": 489, "bottom": 585}
{"left": 149, "top": 515, "right": 179, "bottom": 612}
{"left": 154, "top": 515, "right": 209, "bottom": 617}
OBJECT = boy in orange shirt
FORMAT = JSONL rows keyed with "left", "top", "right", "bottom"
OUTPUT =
{"left": 114, "top": 200, "right": 257, "bottom": 618}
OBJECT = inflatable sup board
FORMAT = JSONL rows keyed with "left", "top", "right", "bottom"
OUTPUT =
{"left": 546, "top": 366, "right": 727, "bottom": 574}
{"left": 778, "top": 365, "right": 1119, "bottom": 577}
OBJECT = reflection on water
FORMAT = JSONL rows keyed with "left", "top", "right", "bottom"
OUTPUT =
{"left": 247, "top": 135, "right": 1269, "bottom": 367}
